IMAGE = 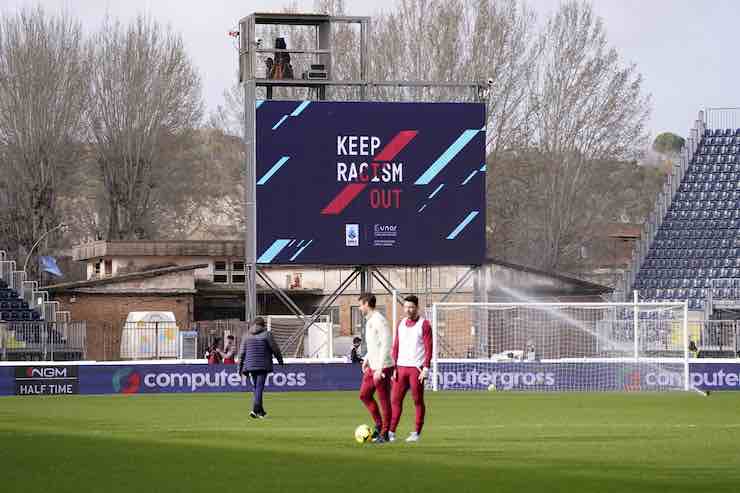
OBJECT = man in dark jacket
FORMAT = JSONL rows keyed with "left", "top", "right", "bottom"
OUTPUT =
{"left": 238, "top": 317, "right": 284, "bottom": 419}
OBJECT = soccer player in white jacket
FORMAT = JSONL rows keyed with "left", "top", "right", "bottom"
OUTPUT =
{"left": 358, "top": 293, "right": 394, "bottom": 443}
{"left": 389, "top": 295, "right": 432, "bottom": 443}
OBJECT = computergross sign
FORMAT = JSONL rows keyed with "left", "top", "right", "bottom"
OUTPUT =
{"left": 255, "top": 100, "right": 486, "bottom": 265}
{"left": 2, "top": 362, "right": 740, "bottom": 396}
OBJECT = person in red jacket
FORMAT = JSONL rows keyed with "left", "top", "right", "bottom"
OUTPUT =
{"left": 389, "top": 295, "right": 433, "bottom": 443}
{"left": 223, "top": 335, "right": 237, "bottom": 364}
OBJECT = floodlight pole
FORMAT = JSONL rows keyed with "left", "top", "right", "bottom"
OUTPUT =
{"left": 23, "top": 222, "right": 66, "bottom": 274}
{"left": 243, "top": 15, "right": 258, "bottom": 324}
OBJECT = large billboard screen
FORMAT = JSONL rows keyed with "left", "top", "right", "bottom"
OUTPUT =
{"left": 256, "top": 100, "right": 486, "bottom": 265}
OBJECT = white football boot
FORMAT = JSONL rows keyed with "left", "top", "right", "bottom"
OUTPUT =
{"left": 406, "top": 432, "right": 420, "bottom": 443}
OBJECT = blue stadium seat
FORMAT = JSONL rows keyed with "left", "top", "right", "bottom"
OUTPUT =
{"left": 635, "top": 127, "right": 740, "bottom": 306}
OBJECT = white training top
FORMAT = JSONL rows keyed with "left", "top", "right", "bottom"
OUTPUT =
{"left": 396, "top": 317, "right": 429, "bottom": 368}
{"left": 364, "top": 310, "right": 393, "bottom": 371}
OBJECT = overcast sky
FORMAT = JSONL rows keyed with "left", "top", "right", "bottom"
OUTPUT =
{"left": 1, "top": 0, "right": 738, "bottom": 138}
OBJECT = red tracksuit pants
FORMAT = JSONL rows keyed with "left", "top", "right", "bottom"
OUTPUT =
{"left": 359, "top": 367, "right": 393, "bottom": 434}
{"left": 390, "top": 366, "right": 426, "bottom": 434}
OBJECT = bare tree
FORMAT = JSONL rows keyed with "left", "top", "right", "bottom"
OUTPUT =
{"left": 210, "top": 83, "right": 245, "bottom": 138}
{"left": 86, "top": 16, "right": 203, "bottom": 240}
{"left": 0, "top": 8, "right": 88, "bottom": 264}
{"left": 462, "top": 0, "right": 540, "bottom": 156}
{"left": 149, "top": 128, "right": 245, "bottom": 239}
{"left": 491, "top": 1, "right": 651, "bottom": 271}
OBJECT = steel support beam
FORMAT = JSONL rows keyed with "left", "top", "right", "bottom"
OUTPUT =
{"left": 284, "top": 267, "right": 363, "bottom": 355}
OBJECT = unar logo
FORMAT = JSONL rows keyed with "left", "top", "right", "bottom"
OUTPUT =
{"left": 112, "top": 368, "right": 141, "bottom": 394}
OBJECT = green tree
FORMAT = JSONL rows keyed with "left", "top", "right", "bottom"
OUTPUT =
{"left": 653, "top": 132, "right": 685, "bottom": 155}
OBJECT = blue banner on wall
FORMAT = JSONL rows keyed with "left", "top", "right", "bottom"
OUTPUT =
{"left": 2, "top": 361, "right": 740, "bottom": 396}
{"left": 434, "top": 362, "right": 687, "bottom": 391}
{"left": 79, "top": 363, "right": 363, "bottom": 395}
{"left": 689, "top": 363, "right": 740, "bottom": 390}
{"left": 256, "top": 100, "right": 486, "bottom": 265}
{"left": 0, "top": 367, "right": 13, "bottom": 396}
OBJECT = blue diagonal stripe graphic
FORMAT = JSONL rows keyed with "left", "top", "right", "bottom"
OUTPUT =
{"left": 291, "top": 101, "right": 311, "bottom": 116}
{"left": 287, "top": 240, "right": 296, "bottom": 247}
{"left": 272, "top": 115, "right": 289, "bottom": 130}
{"left": 479, "top": 164, "right": 486, "bottom": 172}
{"left": 257, "top": 239, "right": 291, "bottom": 263}
{"left": 415, "top": 129, "right": 481, "bottom": 185}
{"left": 256, "top": 100, "right": 264, "bottom": 109}
{"left": 296, "top": 240, "right": 305, "bottom": 249}
{"left": 418, "top": 204, "right": 428, "bottom": 213}
{"left": 461, "top": 170, "right": 478, "bottom": 185}
{"left": 428, "top": 184, "right": 445, "bottom": 199}
{"left": 446, "top": 211, "right": 480, "bottom": 240}
{"left": 290, "top": 240, "right": 313, "bottom": 262}
{"left": 257, "top": 156, "right": 290, "bottom": 185}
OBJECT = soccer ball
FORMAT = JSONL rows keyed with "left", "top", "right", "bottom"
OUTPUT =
{"left": 354, "top": 424, "right": 372, "bottom": 443}
{"left": 488, "top": 383, "right": 497, "bottom": 392}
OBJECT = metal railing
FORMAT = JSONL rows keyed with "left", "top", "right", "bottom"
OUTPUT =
{"left": 693, "top": 320, "right": 740, "bottom": 357}
{"left": 0, "top": 316, "right": 732, "bottom": 362}
{"left": 0, "top": 321, "right": 86, "bottom": 361}
{"left": 704, "top": 108, "right": 740, "bottom": 132}
{"left": 617, "top": 110, "right": 706, "bottom": 301}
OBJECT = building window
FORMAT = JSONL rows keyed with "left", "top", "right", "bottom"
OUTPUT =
{"left": 93, "top": 261, "right": 101, "bottom": 278}
{"left": 432, "top": 268, "right": 441, "bottom": 289}
{"left": 289, "top": 273, "right": 302, "bottom": 289}
{"left": 213, "top": 260, "right": 228, "bottom": 284}
{"left": 327, "top": 306, "right": 340, "bottom": 340}
{"left": 104, "top": 259, "right": 113, "bottom": 277}
{"left": 231, "top": 261, "right": 245, "bottom": 284}
{"left": 350, "top": 306, "right": 363, "bottom": 336}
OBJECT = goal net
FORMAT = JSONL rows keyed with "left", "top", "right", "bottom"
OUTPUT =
{"left": 430, "top": 302, "right": 689, "bottom": 392}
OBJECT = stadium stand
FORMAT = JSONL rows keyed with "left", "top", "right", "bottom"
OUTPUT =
{"left": 0, "top": 250, "right": 42, "bottom": 322}
{"left": 0, "top": 250, "right": 86, "bottom": 361}
{"left": 628, "top": 114, "right": 740, "bottom": 312}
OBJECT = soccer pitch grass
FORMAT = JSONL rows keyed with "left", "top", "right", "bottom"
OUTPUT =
{"left": 2, "top": 392, "right": 740, "bottom": 493}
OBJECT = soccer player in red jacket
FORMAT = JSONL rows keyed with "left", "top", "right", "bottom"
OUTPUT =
{"left": 389, "top": 295, "right": 433, "bottom": 443}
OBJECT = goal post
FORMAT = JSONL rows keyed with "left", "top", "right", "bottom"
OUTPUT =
{"left": 429, "top": 301, "right": 690, "bottom": 392}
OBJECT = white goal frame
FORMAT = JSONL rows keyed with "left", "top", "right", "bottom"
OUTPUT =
{"left": 430, "top": 300, "right": 690, "bottom": 392}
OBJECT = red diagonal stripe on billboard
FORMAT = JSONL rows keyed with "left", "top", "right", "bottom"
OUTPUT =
{"left": 320, "top": 130, "right": 418, "bottom": 215}
{"left": 373, "top": 130, "right": 418, "bottom": 161}
{"left": 321, "top": 183, "right": 367, "bottom": 215}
